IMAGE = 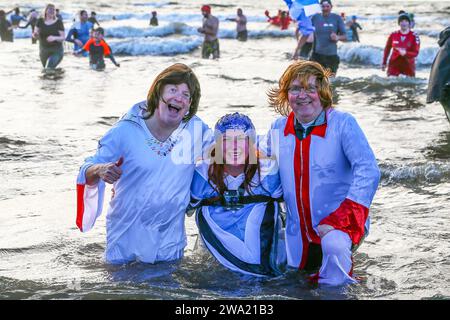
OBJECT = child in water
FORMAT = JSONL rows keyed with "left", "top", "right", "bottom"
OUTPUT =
{"left": 189, "top": 113, "right": 286, "bottom": 277}
{"left": 76, "top": 27, "right": 120, "bottom": 70}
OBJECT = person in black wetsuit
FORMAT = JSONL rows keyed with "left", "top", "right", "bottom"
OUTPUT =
{"left": 32, "top": 4, "right": 65, "bottom": 70}
{"left": 349, "top": 15, "right": 362, "bottom": 42}
{"left": 20, "top": 9, "right": 39, "bottom": 44}
{"left": 0, "top": 10, "right": 14, "bottom": 42}
{"left": 149, "top": 11, "right": 158, "bottom": 26}
{"left": 76, "top": 27, "right": 120, "bottom": 70}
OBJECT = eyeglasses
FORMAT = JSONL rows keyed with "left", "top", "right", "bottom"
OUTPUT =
{"left": 288, "top": 86, "right": 317, "bottom": 95}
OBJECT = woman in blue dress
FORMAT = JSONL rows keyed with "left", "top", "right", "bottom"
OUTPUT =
{"left": 190, "top": 113, "right": 286, "bottom": 277}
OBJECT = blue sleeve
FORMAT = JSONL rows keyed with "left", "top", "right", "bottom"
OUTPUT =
{"left": 190, "top": 163, "right": 216, "bottom": 200}
{"left": 259, "top": 159, "right": 283, "bottom": 198}
{"left": 258, "top": 119, "right": 282, "bottom": 159}
{"left": 65, "top": 27, "right": 75, "bottom": 42}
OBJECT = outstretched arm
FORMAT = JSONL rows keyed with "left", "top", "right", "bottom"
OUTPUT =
{"left": 108, "top": 54, "right": 120, "bottom": 67}
{"left": 19, "top": 20, "right": 31, "bottom": 28}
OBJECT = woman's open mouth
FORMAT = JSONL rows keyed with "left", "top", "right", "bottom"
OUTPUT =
{"left": 168, "top": 103, "right": 182, "bottom": 114}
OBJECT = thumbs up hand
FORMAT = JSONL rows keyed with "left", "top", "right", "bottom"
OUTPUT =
{"left": 98, "top": 157, "right": 123, "bottom": 184}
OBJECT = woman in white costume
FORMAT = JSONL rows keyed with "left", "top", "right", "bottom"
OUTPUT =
{"left": 76, "top": 63, "right": 213, "bottom": 264}
{"left": 266, "top": 61, "right": 380, "bottom": 285}
{"left": 190, "top": 113, "right": 286, "bottom": 277}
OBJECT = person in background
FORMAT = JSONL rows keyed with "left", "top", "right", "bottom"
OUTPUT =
{"left": 291, "top": 2, "right": 316, "bottom": 61}
{"left": 382, "top": 13, "right": 420, "bottom": 77}
{"left": 9, "top": 7, "right": 27, "bottom": 28}
{"left": 226, "top": 8, "right": 247, "bottom": 42}
{"left": 0, "top": 10, "right": 14, "bottom": 42}
{"left": 76, "top": 27, "right": 120, "bottom": 70}
{"left": 299, "top": 33, "right": 314, "bottom": 59}
{"left": 266, "top": 60, "right": 380, "bottom": 286}
{"left": 88, "top": 11, "right": 100, "bottom": 27}
{"left": 66, "top": 10, "right": 94, "bottom": 52}
{"left": 398, "top": 10, "right": 415, "bottom": 29}
{"left": 309, "top": 0, "right": 347, "bottom": 74}
{"left": 349, "top": 15, "right": 362, "bottom": 42}
{"left": 149, "top": 11, "right": 158, "bottom": 26}
{"left": 280, "top": 11, "right": 292, "bottom": 30}
{"left": 427, "top": 27, "right": 450, "bottom": 122}
{"left": 32, "top": 3, "right": 65, "bottom": 70}
{"left": 19, "top": 9, "right": 39, "bottom": 44}
{"left": 265, "top": 9, "right": 281, "bottom": 27}
{"left": 198, "top": 5, "right": 220, "bottom": 59}
{"left": 55, "top": 8, "right": 63, "bottom": 21}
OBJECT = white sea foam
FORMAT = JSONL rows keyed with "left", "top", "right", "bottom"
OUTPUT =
{"left": 105, "top": 23, "right": 294, "bottom": 39}
{"left": 109, "top": 36, "right": 202, "bottom": 55}
{"left": 380, "top": 162, "right": 450, "bottom": 185}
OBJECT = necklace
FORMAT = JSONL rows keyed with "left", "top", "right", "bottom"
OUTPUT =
{"left": 145, "top": 128, "right": 182, "bottom": 157}
{"left": 142, "top": 111, "right": 185, "bottom": 157}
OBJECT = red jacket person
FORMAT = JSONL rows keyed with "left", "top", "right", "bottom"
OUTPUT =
{"left": 382, "top": 13, "right": 420, "bottom": 77}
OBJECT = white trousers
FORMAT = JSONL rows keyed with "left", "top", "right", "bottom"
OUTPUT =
{"left": 317, "top": 230, "right": 357, "bottom": 286}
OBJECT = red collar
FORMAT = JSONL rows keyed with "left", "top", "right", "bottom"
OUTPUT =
{"left": 283, "top": 111, "right": 328, "bottom": 138}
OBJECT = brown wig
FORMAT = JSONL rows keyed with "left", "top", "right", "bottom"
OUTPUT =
{"left": 267, "top": 60, "right": 334, "bottom": 117}
{"left": 145, "top": 63, "right": 201, "bottom": 122}
{"left": 208, "top": 135, "right": 266, "bottom": 196}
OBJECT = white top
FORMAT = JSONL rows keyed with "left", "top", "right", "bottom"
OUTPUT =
{"left": 76, "top": 101, "right": 213, "bottom": 264}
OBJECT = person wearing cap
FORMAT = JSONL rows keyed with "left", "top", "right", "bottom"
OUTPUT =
{"left": 75, "top": 27, "right": 120, "bottom": 70}
{"left": 265, "top": 60, "right": 380, "bottom": 285}
{"left": 398, "top": 10, "right": 415, "bottom": 29}
{"left": 382, "top": 13, "right": 420, "bottom": 77}
{"left": 150, "top": 11, "right": 158, "bottom": 26}
{"left": 427, "top": 27, "right": 450, "bottom": 122}
{"left": 198, "top": 5, "right": 220, "bottom": 59}
{"left": 189, "top": 113, "right": 286, "bottom": 277}
{"left": 309, "top": 0, "right": 347, "bottom": 74}
{"left": 88, "top": 11, "right": 100, "bottom": 27}
{"left": 226, "top": 8, "right": 247, "bottom": 41}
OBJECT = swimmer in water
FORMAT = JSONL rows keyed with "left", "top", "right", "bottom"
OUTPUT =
{"left": 76, "top": 27, "right": 120, "bottom": 70}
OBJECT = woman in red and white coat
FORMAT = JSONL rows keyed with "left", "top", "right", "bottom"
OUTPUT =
{"left": 264, "top": 60, "right": 380, "bottom": 285}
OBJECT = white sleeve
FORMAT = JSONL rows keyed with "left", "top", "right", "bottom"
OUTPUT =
{"left": 76, "top": 125, "right": 122, "bottom": 232}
